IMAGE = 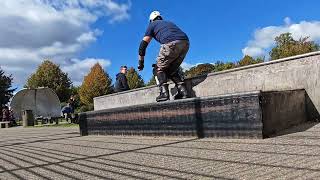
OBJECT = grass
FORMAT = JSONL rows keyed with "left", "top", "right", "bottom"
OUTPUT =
{"left": 21, "top": 118, "right": 79, "bottom": 128}
{"left": 36, "top": 123, "right": 79, "bottom": 128}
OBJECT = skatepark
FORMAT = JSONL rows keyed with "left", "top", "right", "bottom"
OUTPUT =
{"left": 1, "top": 1, "right": 320, "bottom": 179}
{"left": 1, "top": 52, "right": 319, "bottom": 179}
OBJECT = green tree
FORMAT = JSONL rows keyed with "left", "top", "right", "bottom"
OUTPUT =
{"left": 185, "top": 63, "right": 215, "bottom": 78}
{"left": 214, "top": 61, "right": 236, "bottom": 72}
{"left": 146, "top": 75, "right": 157, "bottom": 86}
{"left": 0, "top": 68, "right": 15, "bottom": 106}
{"left": 79, "top": 63, "right": 112, "bottom": 106}
{"left": 25, "top": 60, "right": 72, "bottom": 102}
{"left": 270, "top": 33, "right": 320, "bottom": 60}
{"left": 238, "top": 55, "right": 264, "bottom": 67}
{"left": 126, "top": 67, "right": 144, "bottom": 89}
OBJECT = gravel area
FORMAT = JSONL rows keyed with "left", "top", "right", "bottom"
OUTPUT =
{"left": 0, "top": 122, "right": 320, "bottom": 179}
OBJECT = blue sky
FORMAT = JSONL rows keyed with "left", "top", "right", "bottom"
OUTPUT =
{"left": 1, "top": 0, "right": 320, "bottom": 89}
{"left": 80, "top": 0, "right": 320, "bottom": 83}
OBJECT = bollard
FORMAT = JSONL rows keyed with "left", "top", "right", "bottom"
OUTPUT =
{"left": 22, "top": 110, "right": 34, "bottom": 127}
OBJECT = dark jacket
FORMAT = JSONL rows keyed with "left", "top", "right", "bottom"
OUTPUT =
{"left": 61, "top": 106, "right": 72, "bottom": 114}
{"left": 115, "top": 73, "right": 129, "bottom": 92}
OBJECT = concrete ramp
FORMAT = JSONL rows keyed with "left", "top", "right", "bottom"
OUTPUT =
{"left": 10, "top": 88, "right": 61, "bottom": 120}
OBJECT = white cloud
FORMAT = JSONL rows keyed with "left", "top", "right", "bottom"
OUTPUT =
{"left": 242, "top": 17, "right": 320, "bottom": 57}
{"left": 0, "top": 0, "right": 130, "bottom": 87}
{"left": 62, "top": 58, "right": 112, "bottom": 86}
{"left": 181, "top": 62, "right": 196, "bottom": 71}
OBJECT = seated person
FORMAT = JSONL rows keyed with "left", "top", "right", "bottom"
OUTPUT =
{"left": 61, "top": 103, "right": 72, "bottom": 123}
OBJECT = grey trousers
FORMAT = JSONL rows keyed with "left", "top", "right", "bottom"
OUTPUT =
{"left": 156, "top": 40, "right": 189, "bottom": 75}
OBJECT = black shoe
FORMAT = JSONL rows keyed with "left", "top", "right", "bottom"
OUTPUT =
{"left": 156, "top": 84, "right": 169, "bottom": 102}
{"left": 174, "top": 84, "right": 188, "bottom": 100}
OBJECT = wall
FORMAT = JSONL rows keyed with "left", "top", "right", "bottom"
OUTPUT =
{"left": 81, "top": 90, "right": 308, "bottom": 138}
{"left": 94, "top": 52, "right": 320, "bottom": 118}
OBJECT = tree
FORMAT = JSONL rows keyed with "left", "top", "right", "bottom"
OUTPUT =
{"left": 146, "top": 75, "right": 157, "bottom": 86}
{"left": 270, "top": 33, "right": 320, "bottom": 60}
{"left": 237, "top": 55, "right": 264, "bottom": 67}
{"left": 125, "top": 67, "right": 144, "bottom": 89}
{"left": 0, "top": 68, "right": 15, "bottom": 106}
{"left": 185, "top": 63, "right": 215, "bottom": 78}
{"left": 214, "top": 61, "right": 236, "bottom": 72}
{"left": 79, "top": 63, "right": 112, "bottom": 105}
{"left": 25, "top": 60, "right": 72, "bottom": 102}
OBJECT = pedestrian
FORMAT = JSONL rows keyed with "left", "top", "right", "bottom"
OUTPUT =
{"left": 68, "top": 95, "right": 76, "bottom": 114}
{"left": 9, "top": 108, "right": 17, "bottom": 126}
{"left": 115, "top": 65, "right": 130, "bottom": 93}
{"left": 2, "top": 106, "right": 10, "bottom": 122}
{"left": 138, "top": 11, "right": 189, "bottom": 102}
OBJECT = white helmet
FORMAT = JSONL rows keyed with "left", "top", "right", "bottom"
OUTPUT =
{"left": 149, "top": 11, "right": 161, "bottom": 22}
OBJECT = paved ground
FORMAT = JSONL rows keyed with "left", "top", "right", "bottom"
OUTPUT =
{"left": 0, "top": 123, "right": 320, "bottom": 180}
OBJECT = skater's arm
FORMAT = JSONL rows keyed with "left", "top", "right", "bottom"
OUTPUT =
{"left": 143, "top": 36, "right": 152, "bottom": 43}
{"left": 139, "top": 36, "right": 152, "bottom": 58}
{"left": 138, "top": 36, "right": 152, "bottom": 70}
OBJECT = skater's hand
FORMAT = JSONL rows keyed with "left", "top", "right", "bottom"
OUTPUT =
{"left": 138, "top": 64, "right": 144, "bottom": 71}
{"left": 138, "top": 59, "right": 144, "bottom": 71}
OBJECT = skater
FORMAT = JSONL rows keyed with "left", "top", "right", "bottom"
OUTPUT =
{"left": 138, "top": 11, "right": 190, "bottom": 102}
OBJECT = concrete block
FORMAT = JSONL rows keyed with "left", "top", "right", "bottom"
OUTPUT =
{"left": 94, "top": 52, "right": 320, "bottom": 121}
{"left": 80, "top": 90, "right": 308, "bottom": 138}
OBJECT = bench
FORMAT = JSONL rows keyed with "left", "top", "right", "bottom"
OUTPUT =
{"left": 0, "top": 121, "right": 10, "bottom": 128}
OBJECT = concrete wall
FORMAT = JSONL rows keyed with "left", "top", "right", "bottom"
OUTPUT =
{"left": 82, "top": 91, "right": 264, "bottom": 138}
{"left": 81, "top": 90, "right": 308, "bottom": 138}
{"left": 261, "top": 90, "right": 307, "bottom": 136}
{"left": 94, "top": 52, "right": 320, "bottom": 117}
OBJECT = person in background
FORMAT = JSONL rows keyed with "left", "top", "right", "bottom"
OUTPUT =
{"left": 9, "top": 107, "right": 17, "bottom": 126}
{"left": 68, "top": 95, "right": 77, "bottom": 123}
{"left": 68, "top": 95, "right": 76, "bottom": 113}
{"left": 2, "top": 106, "right": 10, "bottom": 122}
{"left": 61, "top": 103, "right": 72, "bottom": 123}
{"left": 115, "top": 65, "right": 130, "bottom": 93}
{"left": 0, "top": 106, "right": 2, "bottom": 122}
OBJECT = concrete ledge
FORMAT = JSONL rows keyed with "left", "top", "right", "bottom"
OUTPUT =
{"left": 94, "top": 52, "right": 320, "bottom": 120}
{"left": 80, "top": 90, "right": 308, "bottom": 138}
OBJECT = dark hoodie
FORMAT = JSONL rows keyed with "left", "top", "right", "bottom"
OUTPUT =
{"left": 115, "top": 73, "right": 129, "bottom": 92}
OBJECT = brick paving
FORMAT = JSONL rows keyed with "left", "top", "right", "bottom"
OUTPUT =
{"left": 0, "top": 122, "right": 319, "bottom": 179}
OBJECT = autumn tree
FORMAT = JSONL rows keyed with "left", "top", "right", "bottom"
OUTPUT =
{"left": 125, "top": 67, "right": 144, "bottom": 89}
{"left": 270, "top": 33, "right": 320, "bottom": 60}
{"left": 25, "top": 60, "right": 72, "bottom": 102}
{"left": 185, "top": 63, "right": 215, "bottom": 78}
{"left": 79, "top": 63, "right": 112, "bottom": 106}
{"left": 237, "top": 55, "right": 264, "bottom": 67}
{"left": 0, "top": 68, "right": 15, "bottom": 106}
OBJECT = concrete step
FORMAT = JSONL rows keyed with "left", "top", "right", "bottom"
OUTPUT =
{"left": 79, "top": 89, "right": 311, "bottom": 139}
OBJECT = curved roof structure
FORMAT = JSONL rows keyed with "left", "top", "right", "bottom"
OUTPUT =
{"left": 10, "top": 88, "right": 61, "bottom": 120}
